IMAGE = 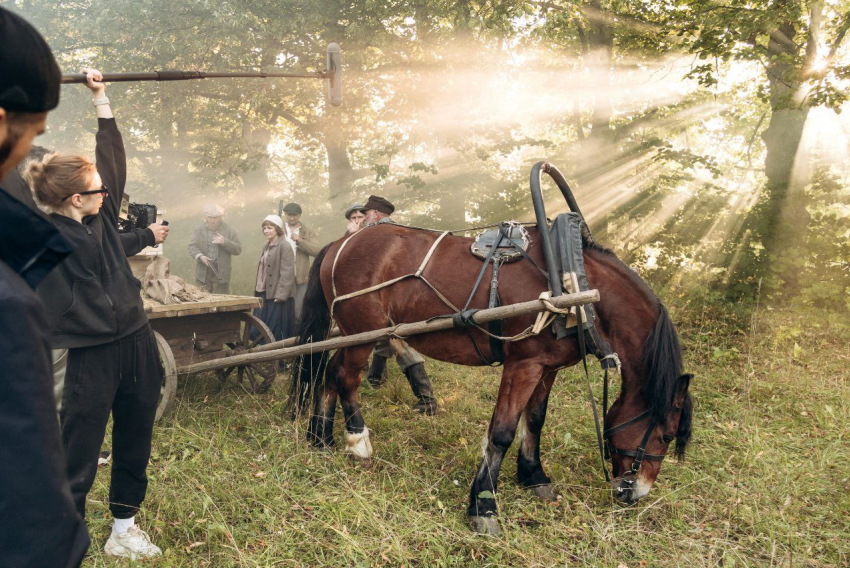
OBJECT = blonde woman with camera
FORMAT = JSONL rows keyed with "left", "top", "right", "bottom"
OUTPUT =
{"left": 27, "top": 68, "right": 163, "bottom": 560}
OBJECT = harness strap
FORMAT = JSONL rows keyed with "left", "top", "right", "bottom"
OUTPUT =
{"left": 498, "top": 225, "right": 551, "bottom": 282}
{"left": 330, "top": 230, "right": 451, "bottom": 319}
{"left": 415, "top": 231, "right": 450, "bottom": 277}
{"left": 576, "top": 293, "right": 611, "bottom": 483}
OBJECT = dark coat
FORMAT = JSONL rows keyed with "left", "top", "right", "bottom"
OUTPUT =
{"left": 37, "top": 118, "right": 149, "bottom": 349}
{"left": 0, "top": 190, "right": 90, "bottom": 568}
{"left": 187, "top": 221, "right": 242, "bottom": 284}
{"left": 256, "top": 238, "right": 296, "bottom": 301}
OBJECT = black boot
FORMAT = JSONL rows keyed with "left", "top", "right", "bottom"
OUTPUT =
{"left": 404, "top": 363, "right": 438, "bottom": 415}
{"left": 367, "top": 354, "right": 389, "bottom": 388}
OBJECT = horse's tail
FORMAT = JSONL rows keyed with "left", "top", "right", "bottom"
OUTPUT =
{"left": 286, "top": 244, "right": 332, "bottom": 419}
{"left": 641, "top": 302, "right": 692, "bottom": 459}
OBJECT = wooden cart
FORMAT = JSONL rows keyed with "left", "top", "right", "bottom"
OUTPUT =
{"left": 146, "top": 296, "right": 279, "bottom": 420}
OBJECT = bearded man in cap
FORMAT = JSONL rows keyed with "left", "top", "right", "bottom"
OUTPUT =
{"left": 188, "top": 204, "right": 242, "bottom": 294}
{"left": 353, "top": 195, "right": 439, "bottom": 415}
{"left": 0, "top": 6, "right": 91, "bottom": 566}
{"left": 282, "top": 202, "right": 322, "bottom": 325}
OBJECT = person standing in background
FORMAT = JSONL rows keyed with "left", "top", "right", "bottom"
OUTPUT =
{"left": 188, "top": 204, "right": 242, "bottom": 294}
{"left": 0, "top": 7, "right": 90, "bottom": 567}
{"left": 253, "top": 214, "right": 296, "bottom": 342}
{"left": 282, "top": 202, "right": 322, "bottom": 325}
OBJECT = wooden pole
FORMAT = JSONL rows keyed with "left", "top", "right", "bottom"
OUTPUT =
{"left": 179, "top": 290, "right": 599, "bottom": 375}
{"left": 247, "top": 327, "right": 342, "bottom": 354}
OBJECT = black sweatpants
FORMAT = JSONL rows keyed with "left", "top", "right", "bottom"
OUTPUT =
{"left": 59, "top": 324, "right": 162, "bottom": 519}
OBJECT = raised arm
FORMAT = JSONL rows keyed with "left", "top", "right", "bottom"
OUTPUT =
{"left": 83, "top": 68, "right": 126, "bottom": 215}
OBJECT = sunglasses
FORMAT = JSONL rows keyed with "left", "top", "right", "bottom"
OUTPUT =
{"left": 61, "top": 186, "right": 109, "bottom": 201}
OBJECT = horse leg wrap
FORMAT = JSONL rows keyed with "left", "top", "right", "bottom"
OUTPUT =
{"left": 344, "top": 429, "right": 373, "bottom": 460}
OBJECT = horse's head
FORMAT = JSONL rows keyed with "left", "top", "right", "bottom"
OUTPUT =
{"left": 604, "top": 373, "right": 693, "bottom": 504}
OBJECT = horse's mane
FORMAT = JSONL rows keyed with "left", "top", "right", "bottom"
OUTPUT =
{"left": 582, "top": 234, "right": 692, "bottom": 459}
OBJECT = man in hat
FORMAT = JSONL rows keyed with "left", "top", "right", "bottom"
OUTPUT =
{"left": 188, "top": 204, "right": 242, "bottom": 294}
{"left": 0, "top": 6, "right": 91, "bottom": 566}
{"left": 344, "top": 203, "right": 367, "bottom": 235}
{"left": 354, "top": 195, "right": 439, "bottom": 415}
{"left": 282, "top": 202, "right": 322, "bottom": 324}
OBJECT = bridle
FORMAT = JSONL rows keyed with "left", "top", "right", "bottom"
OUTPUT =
{"left": 603, "top": 403, "right": 682, "bottom": 501}
{"left": 575, "top": 301, "right": 682, "bottom": 501}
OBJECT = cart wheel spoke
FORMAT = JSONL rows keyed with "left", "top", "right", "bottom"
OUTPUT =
{"left": 245, "top": 366, "right": 258, "bottom": 391}
{"left": 218, "top": 312, "right": 279, "bottom": 395}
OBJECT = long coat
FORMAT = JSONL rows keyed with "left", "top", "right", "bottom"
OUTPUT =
{"left": 187, "top": 221, "right": 242, "bottom": 284}
{"left": 256, "top": 238, "right": 296, "bottom": 301}
{"left": 289, "top": 222, "right": 323, "bottom": 285}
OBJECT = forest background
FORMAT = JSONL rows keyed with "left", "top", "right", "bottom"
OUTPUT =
{"left": 9, "top": 0, "right": 850, "bottom": 308}
{"left": 5, "top": 0, "right": 850, "bottom": 565}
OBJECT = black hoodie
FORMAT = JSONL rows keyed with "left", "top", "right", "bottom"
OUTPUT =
{"left": 0, "top": 190, "right": 90, "bottom": 568}
{"left": 37, "top": 118, "right": 149, "bottom": 348}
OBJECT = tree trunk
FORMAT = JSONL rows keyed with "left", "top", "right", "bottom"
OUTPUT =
{"left": 239, "top": 122, "right": 273, "bottom": 195}
{"left": 575, "top": 0, "right": 615, "bottom": 182}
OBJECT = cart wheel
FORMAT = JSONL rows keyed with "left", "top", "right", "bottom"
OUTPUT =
{"left": 154, "top": 330, "right": 178, "bottom": 421}
{"left": 220, "top": 313, "right": 278, "bottom": 394}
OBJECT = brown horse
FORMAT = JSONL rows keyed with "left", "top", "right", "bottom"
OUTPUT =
{"left": 290, "top": 222, "right": 693, "bottom": 534}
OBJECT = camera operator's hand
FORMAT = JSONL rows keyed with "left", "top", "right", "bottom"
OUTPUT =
{"left": 199, "top": 255, "right": 212, "bottom": 266}
{"left": 211, "top": 233, "right": 225, "bottom": 245}
{"left": 148, "top": 223, "right": 169, "bottom": 245}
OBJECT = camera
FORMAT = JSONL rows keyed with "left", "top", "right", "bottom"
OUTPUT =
{"left": 118, "top": 201, "right": 158, "bottom": 233}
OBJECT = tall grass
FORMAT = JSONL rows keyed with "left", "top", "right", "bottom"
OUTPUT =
{"left": 82, "top": 302, "right": 850, "bottom": 566}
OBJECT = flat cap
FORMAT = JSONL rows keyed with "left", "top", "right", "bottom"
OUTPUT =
{"left": 364, "top": 195, "right": 394, "bottom": 216}
{"left": 204, "top": 204, "right": 224, "bottom": 217}
{"left": 344, "top": 203, "right": 366, "bottom": 219}
{"left": 283, "top": 202, "right": 302, "bottom": 214}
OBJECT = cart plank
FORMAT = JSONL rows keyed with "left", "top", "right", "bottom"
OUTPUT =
{"left": 145, "top": 295, "right": 260, "bottom": 320}
{"left": 151, "top": 312, "right": 242, "bottom": 340}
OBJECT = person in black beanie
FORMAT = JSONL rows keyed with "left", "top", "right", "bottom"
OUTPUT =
{"left": 28, "top": 69, "right": 163, "bottom": 560}
{"left": 0, "top": 6, "right": 91, "bottom": 568}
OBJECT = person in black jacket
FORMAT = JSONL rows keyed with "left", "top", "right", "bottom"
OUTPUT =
{"left": 0, "top": 6, "right": 90, "bottom": 567}
{"left": 28, "top": 69, "right": 163, "bottom": 560}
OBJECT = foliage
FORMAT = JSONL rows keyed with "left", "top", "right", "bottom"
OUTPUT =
{"left": 5, "top": 0, "right": 849, "bottom": 302}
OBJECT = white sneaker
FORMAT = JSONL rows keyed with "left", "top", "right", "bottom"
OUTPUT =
{"left": 104, "top": 526, "right": 162, "bottom": 559}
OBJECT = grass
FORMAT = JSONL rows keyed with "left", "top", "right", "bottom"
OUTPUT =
{"left": 81, "top": 300, "right": 850, "bottom": 567}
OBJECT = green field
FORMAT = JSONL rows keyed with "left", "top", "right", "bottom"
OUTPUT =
{"left": 81, "top": 301, "right": 850, "bottom": 567}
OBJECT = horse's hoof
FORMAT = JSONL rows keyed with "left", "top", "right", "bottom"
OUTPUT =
{"left": 469, "top": 515, "right": 501, "bottom": 536}
{"left": 530, "top": 484, "right": 558, "bottom": 502}
{"left": 347, "top": 454, "right": 374, "bottom": 469}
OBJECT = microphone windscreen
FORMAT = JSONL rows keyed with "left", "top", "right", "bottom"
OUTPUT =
{"left": 326, "top": 43, "right": 343, "bottom": 107}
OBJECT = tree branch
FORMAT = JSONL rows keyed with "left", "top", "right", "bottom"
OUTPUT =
{"left": 827, "top": 9, "right": 850, "bottom": 61}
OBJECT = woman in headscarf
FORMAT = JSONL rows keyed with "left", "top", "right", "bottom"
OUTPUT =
{"left": 253, "top": 214, "right": 297, "bottom": 342}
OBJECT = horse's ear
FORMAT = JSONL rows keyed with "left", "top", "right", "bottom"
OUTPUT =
{"left": 674, "top": 373, "right": 692, "bottom": 407}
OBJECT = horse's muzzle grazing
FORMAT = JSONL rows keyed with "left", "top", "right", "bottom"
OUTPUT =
{"left": 611, "top": 475, "right": 652, "bottom": 504}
